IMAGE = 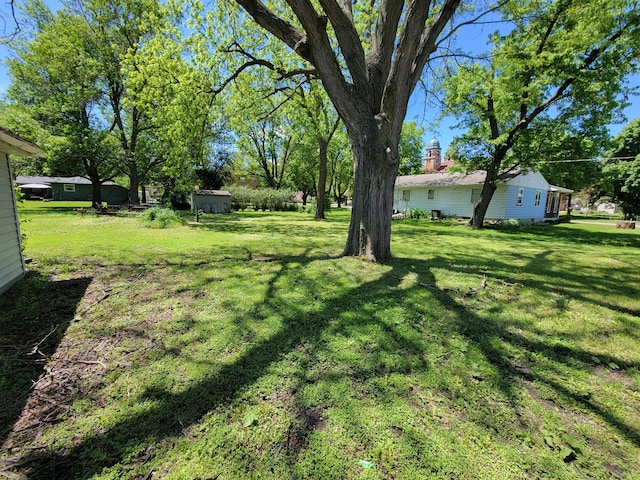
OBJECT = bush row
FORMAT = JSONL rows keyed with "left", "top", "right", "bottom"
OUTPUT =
{"left": 226, "top": 185, "right": 297, "bottom": 211}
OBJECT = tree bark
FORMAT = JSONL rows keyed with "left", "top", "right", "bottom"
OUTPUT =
{"left": 128, "top": 163, "right": 141, "bottom": 205}
{"left": 315, "top": 138, "right": 328, "bottom": 219}
{"left": 342, "top": 115, "right": 399, "bottom": 261}
{"left": 234, "top": 0, "right": 462, "bottom": 260}
{"left": 469, "top": 175, "right": 497, "bottom": 228}
{"left": 90, "top": 179, "right": 103, "bottom": 210}
{"left": 469, "top": 153, "right": 502, "bottom": 228}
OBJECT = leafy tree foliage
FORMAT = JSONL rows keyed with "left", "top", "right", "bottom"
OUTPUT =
{"left": 441, "top": 0, "right": 640, "bottom": 227}
{"left": 6, "top": 0, "right": 228, "bottom": 205}
{"left": 6, "top": 3, "right": 118, "bottom": 204}
{"left": 195, "top": 149, "right": 234, "bottom": 190}
{"left": 602, "top": 118, "right": 640, "bottom": 218}
{"left": 327, "top": 126, "right": 353, "bottom": 207}
{"left": 398, "top": 121, "right": 426, "bottom": 176}
{"left": 232, "top": 95, "right": 299, "bottom": 190}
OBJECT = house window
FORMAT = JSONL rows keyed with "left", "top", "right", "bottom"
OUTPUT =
{"left": 63, "top": 184, "right": 75, "bottom": 192}
{"left": 516, "top": 188, "right": 524, "bottom": 206}
{"left": 402, "top": 190, "right": 411, "bottom": 201}
{"left": 427, "top": 189, "right": 435, "bottom": 200}
{"left": 471, "top": 188, "right": 481, "bottom": 204}
{"left": 240, "top": 176, "right": 246, "bottom": 182}
{"left": 534, "top": 190, "right": 541, "bottom": 207}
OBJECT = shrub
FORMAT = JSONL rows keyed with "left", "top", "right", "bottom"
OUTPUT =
{"left": 408, "top": 208, "right": 429, "bottom": 219}
{"left": 140, "top": 207, "right": 184, "bottom": 228}
{"left": 497, "top": 218, "right": 533, "bottom": 227}
{"left": 226, "top": 185, "right": 296, "bottom": 211}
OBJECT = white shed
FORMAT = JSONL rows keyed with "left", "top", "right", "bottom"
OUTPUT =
{"left": 0, "top": 128, "right": 43, "bottom": 295}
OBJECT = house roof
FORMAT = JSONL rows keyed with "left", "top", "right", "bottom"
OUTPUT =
{"left": 396, "top": 170, "right": 488, "bottom": 188}
{"left": 16, "top": 175, "right": 120, "bottom": 186}
{"left": 0, "top": 127, "right": 45, "bottom": 158}
{"left": 549, "top": 184, "right": 574, "bottom": 194}
{"left": 397, "top": 170, "right": 574, "bottom": 194}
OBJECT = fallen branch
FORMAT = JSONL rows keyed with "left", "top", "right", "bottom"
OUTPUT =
{"left": 28, "top": 325, "right": 58, "bottom": 357}
{"left": 465, "top": 275, "right": 487, "bottom": 296}
{"left": 77, "top": 288, "right": 113, "bottom": 318}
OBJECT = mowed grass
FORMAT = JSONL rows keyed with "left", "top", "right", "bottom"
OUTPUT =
{"left": 1, "top": 200, "right": 639, "bottom": 479}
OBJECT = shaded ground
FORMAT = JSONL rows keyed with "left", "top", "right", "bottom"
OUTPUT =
{"left": 0, "top": 272, "right": 94, "bottom": 478}
{"left": 1, "top": 215, "right": 639, "bottom": 479}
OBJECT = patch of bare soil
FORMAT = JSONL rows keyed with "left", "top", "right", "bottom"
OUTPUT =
{"left": 0, "top": 269, "right": 161, "bottom": 478}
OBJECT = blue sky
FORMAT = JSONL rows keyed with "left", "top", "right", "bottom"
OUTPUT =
{"left": 0, "top": 1, "right": 638, "bottom": 155}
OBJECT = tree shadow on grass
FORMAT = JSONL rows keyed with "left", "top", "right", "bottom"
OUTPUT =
{"left": 0, "top": 272, "right": 92, "bottom": 446}
{"left": 8, "top": 249, "right": 640, "bottom": 478}
{"left": 488, "top": 223, "right": 640, "bottom": 248}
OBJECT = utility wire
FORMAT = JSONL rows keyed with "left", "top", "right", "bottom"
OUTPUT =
{"left": 544, "top": 156, "right": 637, "bottom": 163}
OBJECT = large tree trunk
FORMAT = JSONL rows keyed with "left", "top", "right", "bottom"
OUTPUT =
{"left": 315, "top": 138, "right": 328, "bottom": 220}
{"left": 469, "top": 179, "right": 497, "bottom": 228}
{"left": 128, "top": 166, "right": 141, "bottom": 205}
{"left": 91, "top": 179, "right": 103, "bottom": 210}
{"left": 469, "top": 155, "right": 501, "bottom": 228}
{"left": 342, "top": 117, "right": 399, "bottom": 261}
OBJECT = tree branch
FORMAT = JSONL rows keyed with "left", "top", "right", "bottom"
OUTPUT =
{"left": 235, "top": 0, "right": 312, "bottom": 62}
{"left": 317, "top": 0, "right": 369, "bottom": 93}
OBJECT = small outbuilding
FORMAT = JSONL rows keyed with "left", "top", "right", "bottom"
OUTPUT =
{"left": 0, "top": 128, "right": 44, "bottom": 295}
{"left": 191, "top": 189, "right": 231, "bottom": 214}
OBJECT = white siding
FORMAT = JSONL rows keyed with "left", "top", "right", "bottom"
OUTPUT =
{"left": 0, "top": 153, "right": 25, "bottom": 295}
{"left": 393, "top": 184, "right": 509, "bottom": 219}
{"left": 393, "top": 170, "right": 554, "bottom": 221}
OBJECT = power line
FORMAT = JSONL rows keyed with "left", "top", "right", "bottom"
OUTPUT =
{"left": 544, "top": 156, "right": 637, "bottom": 163}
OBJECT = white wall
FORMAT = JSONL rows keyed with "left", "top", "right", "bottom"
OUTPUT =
{"left": 394, "top": 184, "right": 509, "bottom": 219}
{"left": 0, "top": 153, "right": 25, "bottom": 295}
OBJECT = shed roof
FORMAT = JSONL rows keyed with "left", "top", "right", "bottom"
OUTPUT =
{"left": 193, "top": 189, "right": 231, "bottom": 196}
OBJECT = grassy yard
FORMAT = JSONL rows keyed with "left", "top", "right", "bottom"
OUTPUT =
{"left": 1, "top": 201, "right": 639, "bottom": 479}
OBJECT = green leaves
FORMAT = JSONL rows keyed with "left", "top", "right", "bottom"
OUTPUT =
{"left": 442, "top": 0, "right": 639, "bottom": 175}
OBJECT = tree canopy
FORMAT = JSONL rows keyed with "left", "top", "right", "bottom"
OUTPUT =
{"left": 440, "top": 0, "right": 640, "bottom": 227}
{"left": 602, "top": 117, "right": 640, "bottom": 218}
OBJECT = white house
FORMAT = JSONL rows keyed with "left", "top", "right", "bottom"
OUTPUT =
{"left": 0, "top": 128, "right": 43, "bottom": 295}
{"left": 394, "top": 169, "right": 572, "bottom": 222}
{"left": 395, "top": 138, "right": 573, "bottom": 222}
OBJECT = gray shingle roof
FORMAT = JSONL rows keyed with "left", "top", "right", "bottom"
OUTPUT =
{"left": 395, "top": 170, "right": 487, "bottom": 187}
{"left": 15, "top": 176, "right": 119, "bottom": 186}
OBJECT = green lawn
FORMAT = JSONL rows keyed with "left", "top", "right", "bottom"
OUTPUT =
{"left": 1, "top": 201, "right": 639, "bottom": 479}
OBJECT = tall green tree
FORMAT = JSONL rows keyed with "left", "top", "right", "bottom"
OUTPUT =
{"left": 398, "top": 121, "right": 426, "bottom": 175}
{"left": 327, "top": 126, "right": 353, "bottom": 208}
{"left": 6, "top": 3, "right": 118, "bottom": 205}
{"left": 230, "top": 0, "right": 465, "bottom": 260}
{"left": 441, "top": 0, "right": 640, "bottom": 228}
{"left": 292, "top": 79, "right": 341, "bottom": 219}
{"left": 67, "top": 0, "right": 168, "bottom": 204}
{"left": 602, "top": 118, "right": 640, "bottom": 218}
{"left": 232, "top": 92, "right": 300, "bottom": 190}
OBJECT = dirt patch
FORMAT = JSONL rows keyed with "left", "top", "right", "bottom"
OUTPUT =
{"left": 0, "top": 269, "right": 166, "bottom": 478}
